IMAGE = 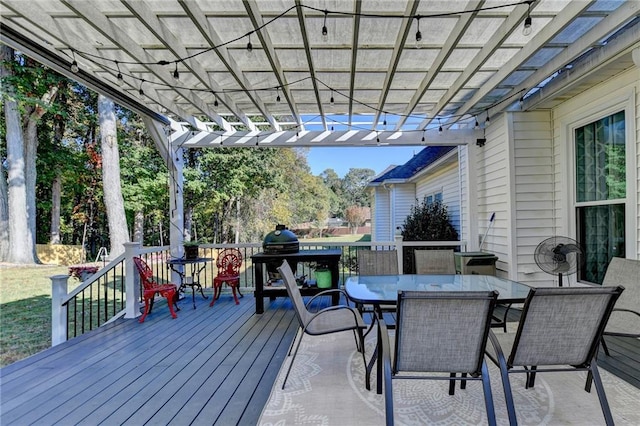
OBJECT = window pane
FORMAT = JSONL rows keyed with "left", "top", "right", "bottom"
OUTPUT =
{"left": 575, "top": 111, "right": 625, "bottom": 202}
{"left": 577, "top": 204, "right": 625, "bottom": 284}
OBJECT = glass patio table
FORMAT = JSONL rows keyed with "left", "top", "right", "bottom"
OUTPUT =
{"left": 345, "top": 274, "right": 532, "bottom": 393}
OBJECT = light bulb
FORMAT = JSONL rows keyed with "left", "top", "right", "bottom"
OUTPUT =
{"left": 117, "top": 72, "right": 124, "bottom": 86}
{"left": 523, "top": 16, "right": 532, "bottom": 36}
{"left": 173, "top": 64, "right": 179, "bottom": 81}
{"left": 322, "top": 25, "right": 328, "bottom": 42}
{"left": 70, "top": 60, "right": 79, "bottom": 73}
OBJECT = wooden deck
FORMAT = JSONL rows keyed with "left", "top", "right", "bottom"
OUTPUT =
{"left": 1, "top": 295, "right": 639, "bottom": 425}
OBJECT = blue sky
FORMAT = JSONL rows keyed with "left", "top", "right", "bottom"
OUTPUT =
{"left": 306, "top": 146, "right": 420, "bottom": 177}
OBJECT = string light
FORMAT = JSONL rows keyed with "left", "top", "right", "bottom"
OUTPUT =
{"left": 139, "top": 79, "right": 145, "bottom": 96}
{"left": 415, "top": 16, "right": 422, "bottom": 45}
{"left": 276, "top": 88, "right": 281, "bottom": 103}
{"left": 246, "top": 34, "right": 253, "bottom": 57}
{"left": 115, "top": 61, "right": 124, "bottom": 86}
{"left": 438, "top": 118, "right": 443, "bottom": 133}
{"left": 330, "top": 90, "right": 334, "bottom": 105}
{"left": 523, "top": 2, "right": 532, "bottom": 36}
{"left": 485, "top": 113, "right": 491, "bottom": 127}
{"left": 322, "top": 10, "right": 328, "bottom": 42}
{"left": 519, "top": 97, "right": 524, "bottom": 109}
{"left": 213, "top": 95, "right": 219, "bottom": 107}
{"left": 173, "top": 62, "right": 180, "bottom": 80}
{"left": 70, "top": 50, "right": 79, "bottom": 73}
{"left": 421, "top": 130, "right": 425, "bottom": 143}
{"left": 474, "top": 116, "right": 480, "bottom": 129}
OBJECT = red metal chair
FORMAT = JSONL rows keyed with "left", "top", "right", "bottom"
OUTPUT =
{"left": 210, "top": 249, "right": 243, "bottom": 307}
{"left": 133, "top": 256, "right": 179, "bottom": 323}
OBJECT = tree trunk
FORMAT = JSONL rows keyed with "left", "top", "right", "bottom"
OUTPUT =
{"left": 50, "top": 118, "right": 64, "bottom": 244}
{"left": 2, "top": 46, "right": 32, "bottom": 263}
{"left": 50, "top": 174, "right": 62, "bottom": 244}
{"left": 0, "top": 150, "right": 8, "bottom": 261}
{"left": 98, "top": 95, "right": 129, "bottom": 257}
{"left": 133, "top": 209, "right": 144, "bottom": 243}
{"left": 184, "top": 205, "right": 193, "bottom": 241}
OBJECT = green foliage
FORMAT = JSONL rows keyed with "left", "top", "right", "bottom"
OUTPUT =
{"left": 402, "top": 199, "right": 458, "bottom": 241}
{"left": 401, "top": 199, "right": 459, "bottom": 273}
{"left": 342, "top": 168, "right": 375, "bottom": 208}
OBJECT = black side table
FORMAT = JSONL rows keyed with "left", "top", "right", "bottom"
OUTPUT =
{"left": 251, "top": 249, "right": 342, "bottom": 314}
{"left": 167, "top": 257, "right": 212, "bottom": 309}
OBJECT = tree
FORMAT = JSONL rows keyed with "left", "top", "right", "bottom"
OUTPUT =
{"left": 342, "top": 168, "right": 375, "bottom": 208}
{"left": 98, "top": 95, "right": 129, "bottom": 257}
{"left": 320, "top": 168, "right": 344, "bottom": 216}
{"left": 344, "top": 205, "right": 369, "bottom": 233}
{"left": 1, "top": 45, "right": 60, "bottom": 263}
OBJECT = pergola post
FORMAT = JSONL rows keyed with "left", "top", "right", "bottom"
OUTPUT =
{"left": 143, "top": 117, "right": 185, "bottom": 284}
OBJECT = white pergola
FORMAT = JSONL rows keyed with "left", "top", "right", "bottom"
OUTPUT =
{"left": 1, "top": 0, "right": 639, "bottom": 254}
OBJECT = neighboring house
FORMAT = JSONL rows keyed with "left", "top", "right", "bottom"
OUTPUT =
{"left": 368, "top": 146, "right": 460, "bottom": 242}
{"left": 370, "top": 52, "right": 639, "bottom": 288}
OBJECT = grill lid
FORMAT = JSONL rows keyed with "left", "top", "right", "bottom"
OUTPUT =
{"left": 263, "top": 224, "right": 299, "bottom": 254}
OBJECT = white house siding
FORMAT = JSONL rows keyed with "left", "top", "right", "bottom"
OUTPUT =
{"left": 372, "top": 186, "right": 392, "bottom": 241}
{"left": 458, "top": 146, "right": 471, "bottom": 247}
{"left": 476, "top": 113, "right": 513, "bottom": 278}
{"left": 511, "top": 111, "right": 555, "bottom": 286}
{"left": 552, "top": 67, "right": 639, "bottom": 262}
{"left": 393, "top": 184, "right": 417, "bottom": 233}
{"left": 415, "top": 160, "right": 462, "bottom": 236}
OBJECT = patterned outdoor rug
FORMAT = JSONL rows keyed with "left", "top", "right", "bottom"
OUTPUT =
{"left": 259, "top": 330, "right": 640, "bottom": 425}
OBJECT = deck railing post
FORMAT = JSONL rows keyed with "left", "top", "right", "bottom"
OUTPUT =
{"left": 51, "top": 275, "right": 69, "bottom": 346}
{"left": 124, "top": 242, "right": 142, "bottom": 319}
{"left": 395, "top": 228, "right": 404, "bottom": 274}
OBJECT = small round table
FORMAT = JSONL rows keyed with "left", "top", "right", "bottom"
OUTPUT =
{"left": 167, "top": 257, "right": 212, "bottom": 309}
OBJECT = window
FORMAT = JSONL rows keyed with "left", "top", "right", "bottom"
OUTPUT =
{"left": 575, "top": 111, "right": 625, "bottom": 284}
{"left": 425, "top": 191, "right": 443, "bottom": 205}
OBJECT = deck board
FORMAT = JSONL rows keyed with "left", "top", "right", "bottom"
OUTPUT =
{"left": 1, "top": 293, "right": 638, "bottom": 425}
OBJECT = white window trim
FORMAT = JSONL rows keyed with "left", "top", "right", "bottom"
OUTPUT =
{"left": 563, "top": 89, "right": 637, "bottom": 261}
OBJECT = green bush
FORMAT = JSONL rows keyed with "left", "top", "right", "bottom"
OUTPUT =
{"left": 401, "top": 199, "right": 459, "bottom": 273}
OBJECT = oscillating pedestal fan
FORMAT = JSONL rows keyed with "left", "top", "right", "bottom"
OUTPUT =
{"left": 534, "top": 236, "right": 584, "bottom": 286}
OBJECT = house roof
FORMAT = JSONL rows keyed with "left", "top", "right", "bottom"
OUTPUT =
{"left": 370, "top": 145, "right": 456, "bottom": 183}
{"left": 1, "top": 0, "right": 638, "bottom": 148}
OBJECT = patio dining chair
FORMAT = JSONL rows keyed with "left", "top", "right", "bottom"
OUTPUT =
{"left": 381, "top": 290, "right": 499, "bottom": 426}
{"left": 414, "top": 249, "right": 456, "bottom": 274}
{"left": 133, "top": 256, "right": 179, "bottom": 323}
{"left": 277, "top": 260, "right": 367, "bottom": 390}
{"left": 486, "top": 286, "right": 624, "bottom": 426}
{"left": 600, "top": 257, "right": 640, "bottom": 355}
{"left": 210, "top": 248, "right": 243, "bottom": 307}
{"left": 357, "top": 249, "right": 398, "bottom": 329}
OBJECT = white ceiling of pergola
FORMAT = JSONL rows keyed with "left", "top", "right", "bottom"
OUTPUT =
{"left": 1, "top": 0, "right": 639, "bottom": 147}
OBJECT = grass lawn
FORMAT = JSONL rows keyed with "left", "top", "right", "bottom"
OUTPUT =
{"left": 303, "top": 234, "right": 371, "bottom": 243}
{"left": 0, "top": 265, "right": 70, "bottom": 367}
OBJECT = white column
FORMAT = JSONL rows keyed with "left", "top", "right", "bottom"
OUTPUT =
{"left": 51, "top": 275, "right": 69, "bottom": 346}
{"left": 395, "top": 229, "right": 404, "bottom": 275}
{"left": 124, "top": 242, "right": 142, "bottom": 319}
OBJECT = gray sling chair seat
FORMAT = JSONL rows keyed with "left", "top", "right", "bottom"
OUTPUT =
{"left": 413, "top": 249, "right": 456, "bottom": 274}
{"left": 277, "top": 260, "right": 367, "bottom": 390}
{"left": 357, "top": 249, "right": 399, "bottom": 333}
{"left": 486, "top": 286, "right": 624, "bottom": 426}
{"left": 600, "top": 257, "right": 640, "bottom": 355}
{"left": 381, "top": 290, "right": 500, "bottom": 426}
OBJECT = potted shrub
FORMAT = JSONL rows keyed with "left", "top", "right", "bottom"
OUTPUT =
{"left": 183, "top": 241, "right": 200, "bottom": 260}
